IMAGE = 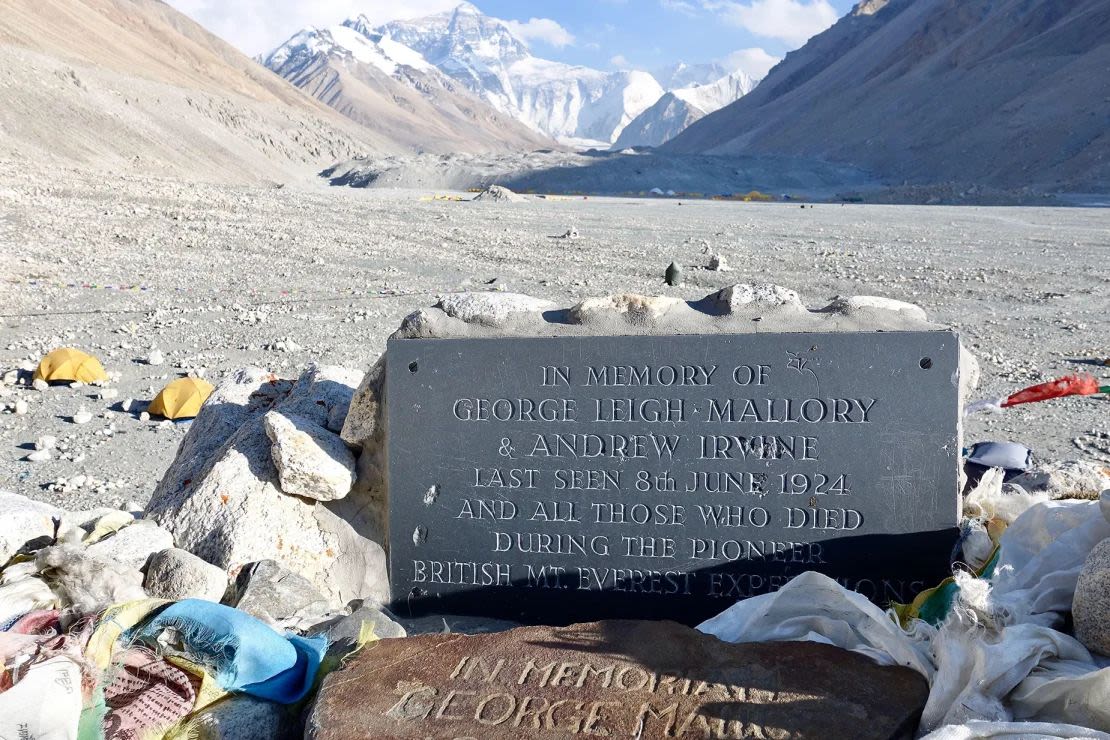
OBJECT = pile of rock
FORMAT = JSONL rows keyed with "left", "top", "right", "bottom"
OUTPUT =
{"left": 144, "top": 365, "right": 387, "bottom": 608}
{"left": 471, "top": 184, "right": 526, "bottom": 202}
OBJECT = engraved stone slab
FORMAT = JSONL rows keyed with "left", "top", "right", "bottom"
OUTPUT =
{"left": 387, "top": 331, "right": 961, "bottom": 623}
{"left": 306, "top": 620, "right": 930, "bottom": 740}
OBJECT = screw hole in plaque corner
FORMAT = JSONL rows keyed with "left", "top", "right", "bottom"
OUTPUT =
{"left": 919, "top": 357, "right": 933, "bottom": 370}
{"left": 409, "top": 587, "right": 425, "bottom": 600}
{"left": 408, "top": 360, "right": 419, "bottom": 374}
{"left": 413, "top": 525, "right": 427, "bottom": 546}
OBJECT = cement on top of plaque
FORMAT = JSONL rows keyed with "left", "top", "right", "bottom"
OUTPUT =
{"left": 394, "top": 286, "right": 945, "bottom": 340}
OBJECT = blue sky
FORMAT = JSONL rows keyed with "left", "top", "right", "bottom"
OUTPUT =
{"left": 476, "top": 0, "right": 855, "bottom": 71}
{"left": 170, "top": 0, "right": 856, "bottom": 78}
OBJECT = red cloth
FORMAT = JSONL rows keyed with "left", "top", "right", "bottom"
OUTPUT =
{"left": 1002, "top": 374, "right": 1099, "bottom": 407}
{"left": 103, "top": 647, "right": 199, "bottom": 739}
{"left": 8, "top": 610, "right": 61, "bottom": 636}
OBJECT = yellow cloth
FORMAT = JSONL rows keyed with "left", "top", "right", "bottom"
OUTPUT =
{"left": 85, "top": 599, "right": 169, "bottom": 670}
{"left": 82, "top": 511, "right": 136, "bottom": 545}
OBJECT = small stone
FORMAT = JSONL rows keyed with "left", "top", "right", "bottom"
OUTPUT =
{"left": 708, "top": 253, "right": 730, "bottom": 271}
{"left": 664, "top": 261, "right": 682, "bottom": 286}
{"left": 228, "top": 559, "right": 329, "bottom": 624}
{"left": 139, "top": 411, "right": 150, "bottom": 422}
{"left": 33, "top": 378, "right": 49, "bottom": 391}
{"left": 306, "top": 621, "right": 929, "bottom": 740}
{"left": 143, "top": 548, "right": 227, "bottom": 602}
{"left": 824, "top": 294, "right": 928, "bottom": 322}
{"left": 121, "top": 398, "right": 134, "bottom": 412}
{"left": 308, "top": 605, "right": 407, "bottom": 658}
{"left": 147, "top": 349, "right": 165, "bottom": 366}
{"left": 14, "top": 400, "right": 29, "bottom": 415}
{"left": 98, "top": 388, "right": 119, "bottom": 400}
{"left": 73, "top": 408, "right": 93, "bottom": 424}
{"left": 711, "top": 283, "right": 803, "bottom": 312}
{"left": 26, "top": 449, "right": 52, "bottom": 462}
{"left": 436, "top": 292, "right": 557, "bottom": 327}
{"left": 264, "top": 411, "right": 356, "bottom": 501}
{"left": 174, "top": 696, "right": 294, "bottom": 740}
{"left": 569, "top": 294, "right": 684, "bottom": 324}
{"left": 35, "top": 435, "right": 57, "bottom": 450}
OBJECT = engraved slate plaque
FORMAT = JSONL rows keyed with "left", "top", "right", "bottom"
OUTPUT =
{"left": 387, "top": 331, "right": 961, "bottom": 624}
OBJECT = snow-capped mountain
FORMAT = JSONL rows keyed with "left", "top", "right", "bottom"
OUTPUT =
{"left": 673, "top": 71, "right": 759, "bottom": 114}
{"left": 614, "top": 70, "right": 760, "bottom": 149}
{"left": 261, "top": 2, "right": 760, "bottom": 150}
{"left": 259, "top": 15, "right": 549, "bottom": 154}
{"left": 380, "top": 3, "right": 663, "bottom": 145}
{"left": 652, "top": 62, "right": 729, "bottom": 90}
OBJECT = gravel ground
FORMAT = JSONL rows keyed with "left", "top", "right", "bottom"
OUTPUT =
{"left": 1, "top": 169, "right": 1107, "bottom": 510}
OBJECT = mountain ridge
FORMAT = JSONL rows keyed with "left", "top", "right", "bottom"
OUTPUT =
{"left": 665, "top": 0, "right": 1110, "bottom": 191}
{"left": 0, "top": 0, "right": 389, "bottom": 183}
{"left": 259, "top": 17, "right": 550, "bottom": 154}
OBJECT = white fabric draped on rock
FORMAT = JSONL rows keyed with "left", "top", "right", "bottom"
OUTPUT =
{"left": 698, "top": 492, "right": 1110, "bottom": 736}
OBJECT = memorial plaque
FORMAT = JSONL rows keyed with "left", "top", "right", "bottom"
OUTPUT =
{"left": 307, "top": 621, "right": 930, "bottom": 740}
{"left": 387, "top": 331, "right": 961, "bottom": 624}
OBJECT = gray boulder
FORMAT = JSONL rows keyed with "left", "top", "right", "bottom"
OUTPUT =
{"left": 0, "top": 491, "right": 61, "bottom": 562}
{"left": 1073, "top": 537, "right": 1110, "bottom": 657}
{"left": 227, "top": 559, "right": 329, "bottom": 624}
{"left": 143, "top": 548, "right": 226, "bottom": 602}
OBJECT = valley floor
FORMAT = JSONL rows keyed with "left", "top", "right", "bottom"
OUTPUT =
{"left": 0, "top": 169, "right": 1107, "bottom": 510}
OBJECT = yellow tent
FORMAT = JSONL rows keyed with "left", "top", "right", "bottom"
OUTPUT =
{"left": 148, "top": 378, "right": 214, "bottom": 420}
{"left": 33, "top": 348, "right": 108, "bottom": 384}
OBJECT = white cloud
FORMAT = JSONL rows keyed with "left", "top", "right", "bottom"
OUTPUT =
{"left": 166, "top": 0, "right": 460, "bottom": 56}
{"left": 660, "top": 0, "right": 699, "bottom": 15}
{"left": 721, "top": 47, "right": 780, "bottom": 78}
{"left": 501, "top": 18, "right": 575, "bottom": 48}
{"left": 610, "top": 54, "right": 631, "bottom": 69}
{"left": 703, "top": 0, "right": 838, "bottom": 47}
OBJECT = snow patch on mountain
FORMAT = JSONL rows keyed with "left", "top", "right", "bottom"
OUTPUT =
{"left": 261, "top": 22, "right": 429, "bottom": 78}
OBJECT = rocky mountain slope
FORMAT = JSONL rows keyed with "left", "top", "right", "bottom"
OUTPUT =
{"left": 260, "top": 17, "right": 551, "bottom": 154}
{"left": 0, "top": 0, "right": 391, "bottom": 183}
{"left": 665, "top": 0, "right": 1110, "bottom": 192}
{"left": 614, "top": 71, "right": 759, "bottom": 149}
{"left": 380, "top": 3, "right": 665, "bottom": 145}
